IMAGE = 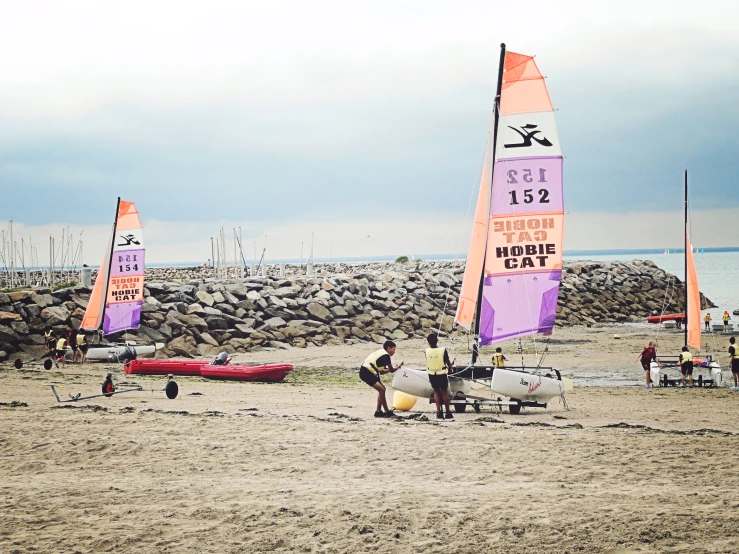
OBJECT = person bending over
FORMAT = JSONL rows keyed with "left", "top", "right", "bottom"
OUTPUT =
{"left": 426, "top": 333, "right": 454, "bottom": 420}
{"left": 636, "top": 341, "right": 660, "bottom": 388}
{"left": 360, "top": 341, "right": 403, "bottom": 418}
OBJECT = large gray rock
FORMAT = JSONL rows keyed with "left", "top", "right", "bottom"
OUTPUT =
{"left": 306, "top": 302, "right": 333, "bottom": 322}
{"left": 0, "top": 325, "right": 21, "bottom": 344}
{"left": 0, "top": 311, "right": 22, "bottom": 323}
{"left": 196, "top": 290, "right": 215, "bottom": 306}
{"left": 40, "top": 306, "right": 70, "bottom": 325}
{"left": 199, "top": 332, "right": 220, "bottom": 347}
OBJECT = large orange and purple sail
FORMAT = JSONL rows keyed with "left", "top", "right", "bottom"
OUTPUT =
{"left": 456, "top": 50, "right": 564, "bottom": 344}
{"left": 81, "top": 199, "right": 145, "bottom": 335}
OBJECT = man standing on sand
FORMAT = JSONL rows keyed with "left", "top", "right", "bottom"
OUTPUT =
{"left": 679, "top": 346, "right": 693, "bottom": 388}
{"left": 426, "top": 333, "right": 454, "bottom": 420}
{"left": 704, "top": 313, "right": 712, "bottom": 331}
{"left": 729, "top": 337, "right": 738, "bottom": 390}
{"left": 360, "top": 341, "right": 403, "bottom": 418}
{"left": 723, "top": 311, "right": 731, "bottom": 332}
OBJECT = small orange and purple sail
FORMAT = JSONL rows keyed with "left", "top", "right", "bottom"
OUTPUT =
{"left": 81, "top": 199, "right": 145, "bottom": 335}
{"left": 456, "top": 49, "right": 564, "bottom": 344}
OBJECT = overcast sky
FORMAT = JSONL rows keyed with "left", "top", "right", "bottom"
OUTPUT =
{"left": 1, "top": 0, "right": 737, "bottom": 263}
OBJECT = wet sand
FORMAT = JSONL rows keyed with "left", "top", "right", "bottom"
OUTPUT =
{"left": 2, "top": 323, "right": 738, "bottom": 553}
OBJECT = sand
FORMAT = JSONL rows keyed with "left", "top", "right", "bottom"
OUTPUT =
{"left": 2, "top": 323, "right": 739, "bottom": 553}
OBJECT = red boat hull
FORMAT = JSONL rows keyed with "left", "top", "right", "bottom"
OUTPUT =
{"left": 200, "top": 363, "right": 294, "bottom": 382}
{"left": 124, "top": 359, "right": 205, "bottom": 376}
{"left": 647, "top": 313, "right": 685, "bottom": 324}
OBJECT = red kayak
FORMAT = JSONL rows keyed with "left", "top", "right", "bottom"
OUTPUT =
{"left": 647, "top": 313, "right": 685, "bottom": 324}
{"left": 124, "top": 359, "right": 208, "bottom": 376}
{"left": 200, "top": 363, "right": 294, "bottom": 382}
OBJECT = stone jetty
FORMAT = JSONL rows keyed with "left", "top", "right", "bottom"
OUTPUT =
{"left": 0, "top": 260, "right": 714, "bottom": 361}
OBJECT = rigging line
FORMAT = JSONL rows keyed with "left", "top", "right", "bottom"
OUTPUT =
{"left": 654, "top": 276, "right": 675, "bottom": 345}
{"left": 436, "top": 112, "right": 496, "bottom": 353}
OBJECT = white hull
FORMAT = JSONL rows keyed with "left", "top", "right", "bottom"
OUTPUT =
{"left": 66, "top": 343, "right": 161, "bottom": 361}
{"left": 392, "top": 367, "right": 472, "bottom": 399}
{"left": 651, "top": 360, "right": 722, "bottom": 387}
{"left": 490, "top": 368, "right": 565, "bottom": 404}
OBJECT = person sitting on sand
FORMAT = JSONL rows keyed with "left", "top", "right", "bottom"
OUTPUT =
{"left": 729, "top": 337, "right": 738, "bottom": 390}
{"left": 704, "top": 313, "right": 712, "bottom": 331}
{"left": 54, "top": 335, "right": 67, "bottom": 369}
{"left": 492, "top": 347, "right": 507, "bottom": 368}
{"left": 426, "top": 333, "right": 454, "bottom": 420}
{"left": 679, "top": 346, "right": 693, "bottom": 387}
{"left": 360, "top": 341, "right": 403, "bottom": 418}
{"left": 636, "top": 341, "right": 660, "bottom": 388}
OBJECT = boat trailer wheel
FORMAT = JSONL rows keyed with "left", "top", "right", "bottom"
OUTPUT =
{"left": 509, "top": 400, "right": 522, "bottom": 415}
{"left": 44, "top": 359, "right": 53, "bottom": 370}
{"left": 453, "top": 403, "right": 467, "bottom": 413}
{"left": 14, "top": 358, "right": 53, "bottom": 370}
{"left": 165, "top": 379, "right": 179, "bottom": 400}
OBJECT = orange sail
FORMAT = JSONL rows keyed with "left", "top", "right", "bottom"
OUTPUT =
{"left": 685, "top": 231, "right": 701, "bottom": 349}
{"left": 80, "top": 234, "right": 112, "bottom": 331}
{"left": 455, "top": 124, "right": 493, "bottom": 329}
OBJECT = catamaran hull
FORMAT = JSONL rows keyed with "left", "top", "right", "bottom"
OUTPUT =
{"left": 490, "top": 368, "right": 564, "bottom": 404}
{"left": 67, "top": 344, "right": 161, "bottom": 361}
{"left": 652, "top": 361, "right": 723, "bottom": 387}
{"left": 391, "top": 367, "right": 472, "bottom": 399}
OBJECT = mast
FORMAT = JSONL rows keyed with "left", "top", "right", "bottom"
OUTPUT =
{"left": 684, "top": 170, "right": 688, "bottom": 348}
{"left": 101, "top": 197, "right": 121, "bottom": 333}
{"left": 472, "top": 42, "right": 506, "bottom": 364}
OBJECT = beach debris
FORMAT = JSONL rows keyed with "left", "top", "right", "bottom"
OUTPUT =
{"left": 0, "top": 400, "right": 29, "bottom": 408}
{"left": 602, "top": 422, "right": 733, "bottom": 436}
{"left": 612, "top": 334, "right": 621, "bottom": 339}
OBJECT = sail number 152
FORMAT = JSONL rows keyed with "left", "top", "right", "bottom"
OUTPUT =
{"left": 507, "top": 168, "right": 550, "bottom": 205}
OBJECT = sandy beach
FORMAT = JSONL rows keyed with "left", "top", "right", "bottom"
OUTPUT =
{"left": 2, "top": 323, "right": 739, "bottom": 553}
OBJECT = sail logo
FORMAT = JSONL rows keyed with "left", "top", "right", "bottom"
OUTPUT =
{"left": 118, "top": 234, "right": 141, "bottom": 246}
{"left": 504, "top": 124, "right": 552, "bottom": 149}
{"left": 527, "top": 379, "right": 542, "bottom": 395}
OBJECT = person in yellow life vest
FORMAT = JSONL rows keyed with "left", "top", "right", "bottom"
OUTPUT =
{"left": 492, "top": 347, "right": 507, "bottom": 368}
{"left": 723, "top": 311, "right": 731, "bottom": 332}
{"left": 704, "top": 313, "right": 711, "bottom": 331}
{"left": 426, "top": 333, "right": 454, "bottom": 420}
{"left": 43, "top": 327, "right": 56, "bottom": 358}
{"left": 359, "top": 340, "right": 404, "bottom": 418}
{"left": 76, "top": 330, "right": 88, "bottom": 364}
{"left": 679, "top": 345, "right": 693, "bottom": 387}
{"left": 54, "top": 336, "right": 67, "bottom": 368}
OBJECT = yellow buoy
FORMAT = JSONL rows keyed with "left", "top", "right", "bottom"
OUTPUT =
{"left": 392, "top": 390, "right": 418, "bottom": 411}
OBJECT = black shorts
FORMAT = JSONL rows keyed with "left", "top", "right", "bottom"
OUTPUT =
{"left": 641, "top": 363, "right": 651, "bottom": 372}
{"left": 69, "top": 344, "right": 78, "bottom": 352}
{"left": 681, "top": 362, "right": 693, "bottom": 376}
{"left": 46, "top": 341, "right": 55, "bottom": 350}
{"left": 79, "top": 344, "right": 88, "bottom": 353}
{"left": 732, "top": 360, "right": 739, "bottom": 374}
{"left": 428, "top": 373, "right": 449, "bottom": 391}
{"left": 359, "top": 366, "right": 380, "bottom": 387}
{"left": 55, "top": 350, "right": 65, "bottom": 360}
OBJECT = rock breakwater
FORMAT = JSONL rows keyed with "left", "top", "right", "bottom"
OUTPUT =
{"left": 0, "top": 260, "right": 714, "bottom": 361}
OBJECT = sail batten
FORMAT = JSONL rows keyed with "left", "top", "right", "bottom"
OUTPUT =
{"left": 458, "top": 49, "right": 564, "bottom": 346}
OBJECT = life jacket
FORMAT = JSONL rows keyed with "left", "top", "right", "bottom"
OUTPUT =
{"left": 493, "top": 352, "right": 505, "bottom": 367}
{"left": 45, "top": 331, "right": 53, "bottom": 344}
{"left": 704, "top": 314, "right": 711, "bottom": 322}
{"left": 362, "top": 349, "right": 389, "bottom": 376}
{"left": 426, "top": 347, "right": 447, "bottom": 375}
{"left": 77, "top": 333, "right": 86, "bottom": 345}
{"left": 724, "top": 313, "right": 730, "bottom": 322}
{"left": 56, "top": 338, "right": 66, "bottom": 350}
{"left": 679, "top": 351, "right": 693, "bottom": 365}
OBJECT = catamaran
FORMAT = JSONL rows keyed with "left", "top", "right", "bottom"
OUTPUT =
{"left": 76, "top": 198, "right": 160, "bottom": 361}
{"left": 393, "top": 44, "right": 571, "bottom": 414}
{"left": 650, "top": 172, "right": 721, "bottom": 387}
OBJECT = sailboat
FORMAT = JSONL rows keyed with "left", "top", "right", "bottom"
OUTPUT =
{"left": 393, "top": 44, "right": 571, "bottom": 414}
{"left": 77, "top": 198, "right": 160, "bottom": 361}
{"left": 651, "top": 172, "right": 721, "bottom": 387}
